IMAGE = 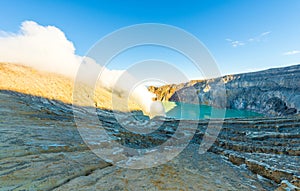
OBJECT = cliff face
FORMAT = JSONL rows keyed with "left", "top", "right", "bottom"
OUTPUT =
{"left": 149, "top": 65, "right": 300, "bottom": 116}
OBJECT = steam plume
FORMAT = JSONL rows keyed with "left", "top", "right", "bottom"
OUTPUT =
{"left": 0, "top": 21, "right": 165, "bottom": 117}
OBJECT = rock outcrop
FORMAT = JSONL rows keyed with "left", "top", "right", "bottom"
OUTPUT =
{"left": 0, "top": 62, "right": 141, "bottom": 112}
{"left": 1, "top": 63, "right": 299, "bottom": 190}
{"left": 149, "top": 64, "right": 300, "bottom": 116}
{"left": 0, "top": 90, "right": 299, "bottom": 190}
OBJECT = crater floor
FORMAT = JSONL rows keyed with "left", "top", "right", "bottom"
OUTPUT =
{"left": 1, "top": 91, "right": 299, "bottom": 190}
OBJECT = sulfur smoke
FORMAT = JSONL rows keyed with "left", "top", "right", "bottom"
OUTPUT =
{"left": 0, "top": 21, "right": 165, "bottom": 117}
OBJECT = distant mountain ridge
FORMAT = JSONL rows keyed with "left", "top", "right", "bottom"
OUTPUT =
{"left": 149, "top": 64, "right": 300, "bottom": 116}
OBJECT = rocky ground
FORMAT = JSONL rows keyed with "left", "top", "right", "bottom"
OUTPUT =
{"left": 149, "top": 64, "right": 300, "bottom": 116}
{"left": 0, "top": 63, "right": 141, "bottom": 112}
{"left": 1, "top": 63, "right": 299, "bottom": 190}
{"left": 0, "top": 90, "right": 299, "bottom": 190}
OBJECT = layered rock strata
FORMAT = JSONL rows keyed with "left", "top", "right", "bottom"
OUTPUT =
{"left": 149, "top": 64, "right": 300, "bottom": 116}
{"left": 0, "top": 91, "right": 299, "bottom": 190}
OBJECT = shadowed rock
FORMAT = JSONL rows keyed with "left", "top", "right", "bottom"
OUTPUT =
{"left": 1, "top": 63, "right": 300, "bottom": 190}
{"left": 1, "top": 90, "right": 299, "bottom": 190}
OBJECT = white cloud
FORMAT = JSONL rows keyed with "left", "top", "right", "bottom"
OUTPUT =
{"left": 231, "top": 41, "right": 245, "bottom": 47}
{"left": 260, "top": 31, "right": 271, "bottom": 37}
{"left": 0, "top": 21, "right": 165, "bottom": 117}
{"left": 225, "top": 38, "right": 245, "bottom": 47}
{"left": 0, "top": 21, "right": 82, "bottom": 77}
{"left": 0, "top": 31, "right": 15, "bottom": 37}
{"left": 226, "top": 31, "right": 271, "bottom": 48}
{"left": 248, "top": 38, "right": 255, "bottom": 42}
{"left": 247, "top": 31, "right": 271, "bottom": 42}
{"left": 283, "top": 50, "right": 300, "bottom": 56}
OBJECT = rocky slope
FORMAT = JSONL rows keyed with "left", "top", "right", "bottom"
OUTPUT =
{"left": 0, "top": 62, "right": 141, "bottom": 112}
{"left": 149, "top": 64, "right": 300, "bottom": 116}
{"left": 0, "top": 90, "right": 299, "bottom": 190}
{"left": 0, "top": 63, "right": 299, "bottom": 190}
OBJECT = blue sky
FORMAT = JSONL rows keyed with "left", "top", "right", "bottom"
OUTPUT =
{"left": 1, "top": 0, "right": 300, "bottom": 79}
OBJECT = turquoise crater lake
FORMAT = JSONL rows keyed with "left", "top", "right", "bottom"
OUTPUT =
{"left": 162, "top": 101, "right": 263, "bottom": 120}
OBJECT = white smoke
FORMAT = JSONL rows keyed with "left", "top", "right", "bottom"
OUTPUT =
{"left": 0, "top": 21, "right": 165, "bottom": 117}
{"left": 99, "top": 69, "right": 165, "bottom": 116}
{"left": 0, "top": 21, "right": 81, "bottom": 77}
